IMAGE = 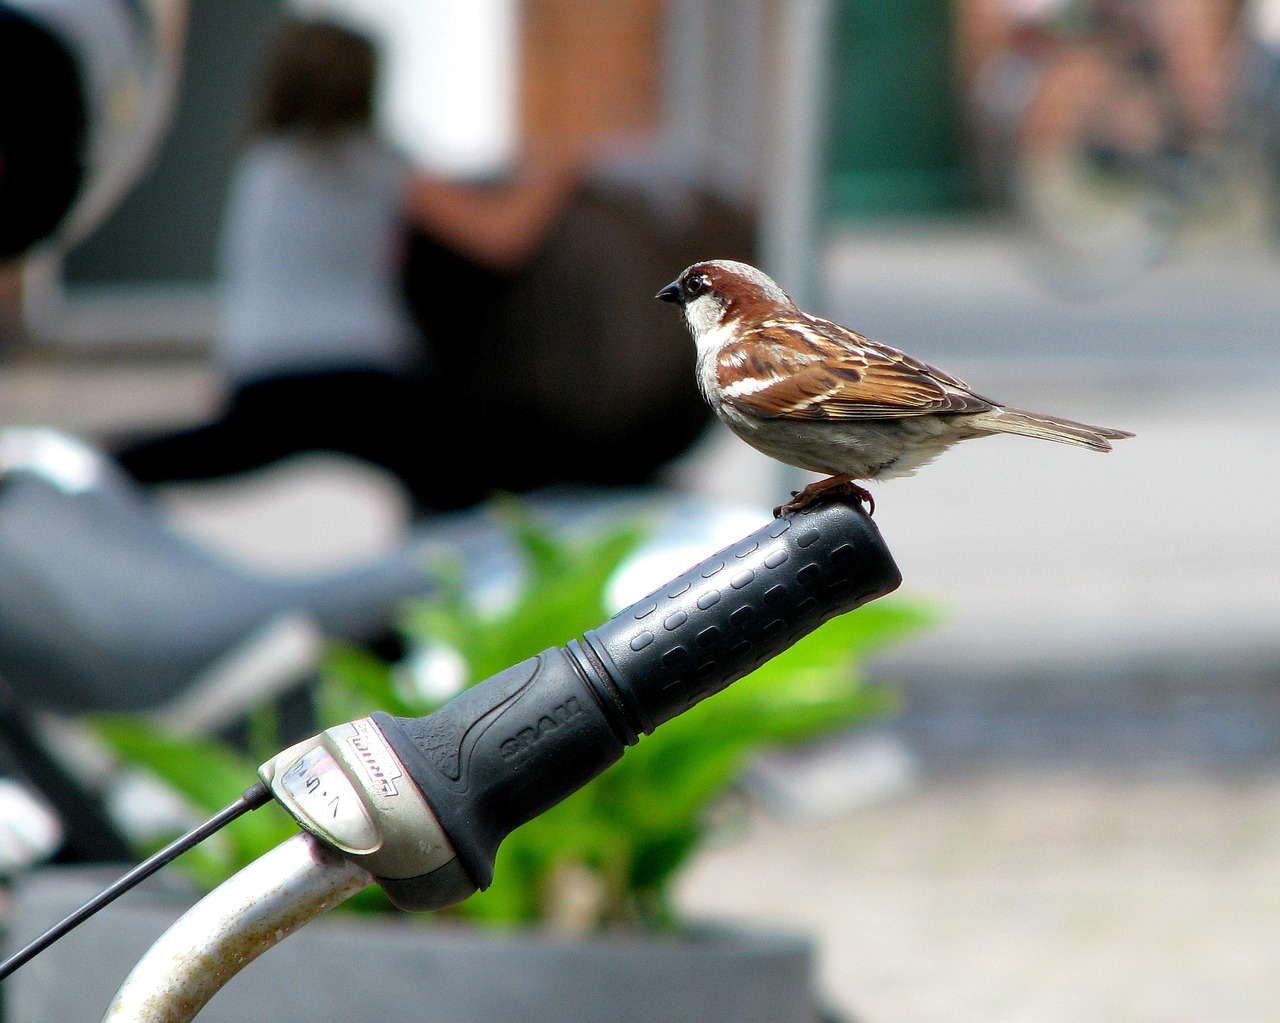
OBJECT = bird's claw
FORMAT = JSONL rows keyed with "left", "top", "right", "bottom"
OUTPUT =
{"left": 774, "top": 477, "right": 874, "bottom": 518}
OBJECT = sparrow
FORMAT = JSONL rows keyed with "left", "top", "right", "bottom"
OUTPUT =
{"left": 656, "top": 259, "right": 1133, "bottom": 517}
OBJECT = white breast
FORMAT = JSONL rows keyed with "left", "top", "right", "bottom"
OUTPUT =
{"left": 690, "top": 314, "right": 736, "bottom": 404}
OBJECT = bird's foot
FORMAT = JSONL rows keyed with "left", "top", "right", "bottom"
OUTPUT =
{"left": 774, "top": 475, "right": 875, "bottom": 518}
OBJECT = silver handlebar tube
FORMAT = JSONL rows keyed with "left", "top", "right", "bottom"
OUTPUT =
{"left": 100, "top": 832, "right": 373, "bottom": 1023}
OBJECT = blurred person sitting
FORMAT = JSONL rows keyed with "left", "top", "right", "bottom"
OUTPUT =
{"left": 115, "top": 12, "right": 757, "bottom": 514}
{"left": 112, "top": 15, "right": 441, "bottom": 504}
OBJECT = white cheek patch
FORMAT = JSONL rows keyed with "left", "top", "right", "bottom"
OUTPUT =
{"left": 684, "top": 295, "right": 726, "bottom": 347}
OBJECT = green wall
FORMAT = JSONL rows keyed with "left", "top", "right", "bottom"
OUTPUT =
{"left": 823, "top": 0, "right": 968, "bottom": 218}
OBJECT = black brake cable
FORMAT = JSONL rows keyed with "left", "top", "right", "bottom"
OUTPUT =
{"left": 0, "top": 781, "right": 271, "bottom": 981}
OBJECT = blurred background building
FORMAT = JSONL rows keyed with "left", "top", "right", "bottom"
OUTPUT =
{"left": 23, "top": 0, "right": 1264, "bottom": 337}
{"left": 26, "top": 0, "right": 970, "bottom": 335}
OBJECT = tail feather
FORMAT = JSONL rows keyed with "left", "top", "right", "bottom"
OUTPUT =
{"left": 983, "top": 406, "right": 1135, "bottom": 452}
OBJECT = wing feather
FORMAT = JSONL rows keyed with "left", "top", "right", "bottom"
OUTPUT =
{"left": 716, "top": 315, "right": 994, "bottom": 421}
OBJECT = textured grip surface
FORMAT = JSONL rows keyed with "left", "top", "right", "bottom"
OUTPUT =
{"left": 376, "top": 498, "right": 900, "bottom": 894}
{"left": 374, "top": 647, "right": 625, "bottom": 891}
{"left": 577, "top": 499, "right": 900, "bottom": 733}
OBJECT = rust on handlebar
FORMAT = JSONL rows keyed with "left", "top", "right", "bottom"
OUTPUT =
{"left": 101, "top": 833, "right": 372, "bottom": 1023}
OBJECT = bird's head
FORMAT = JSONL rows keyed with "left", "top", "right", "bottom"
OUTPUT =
{"left": 656, "top": 259, "right": 794, "bottom": 339}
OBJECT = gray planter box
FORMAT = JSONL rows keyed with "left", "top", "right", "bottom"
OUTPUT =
{"left": 4, "top": 867, "right": 823, "bottom": 1022}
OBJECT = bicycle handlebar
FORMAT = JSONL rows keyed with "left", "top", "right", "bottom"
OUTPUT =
{"left": 103, "top": 499, "right": 899, "bottom": 1021}
{"left": 102, "top": 832, "right": 372, "bottom": 1022}
{"left": 260, "top": 498, "right": 900, "bottom": 910}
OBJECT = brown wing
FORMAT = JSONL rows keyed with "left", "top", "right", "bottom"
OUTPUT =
{"left": 716, "top": 315, "right": 994, "bottom": 421}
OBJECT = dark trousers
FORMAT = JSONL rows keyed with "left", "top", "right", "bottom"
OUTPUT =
{"left": 115, "top": 368, "right": 440, "bottom": 507}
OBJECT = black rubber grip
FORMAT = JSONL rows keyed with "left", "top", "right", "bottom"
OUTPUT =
{"left": 374, "top": 647, "right": 624, "bottom": 892}
{"left": 572, "top": 500, "right": 901, "bottom": 736}
{"left": 374, "top": 500, "right": 899, "bottom": 891}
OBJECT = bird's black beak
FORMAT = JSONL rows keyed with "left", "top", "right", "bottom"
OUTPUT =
{"left": 655, "top": 280, "right": 683, "bottom": 304}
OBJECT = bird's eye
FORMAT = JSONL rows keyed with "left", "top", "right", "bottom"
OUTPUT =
{"left": 684, "top": 274, "right": 709, "bottom": 297}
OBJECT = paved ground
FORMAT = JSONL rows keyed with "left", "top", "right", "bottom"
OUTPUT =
{"left": 678, "top": 770, "right": 1280, "bottom": 1023}
{"left": 3, "top": 219, "right": 1279, "bottom": 1022}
